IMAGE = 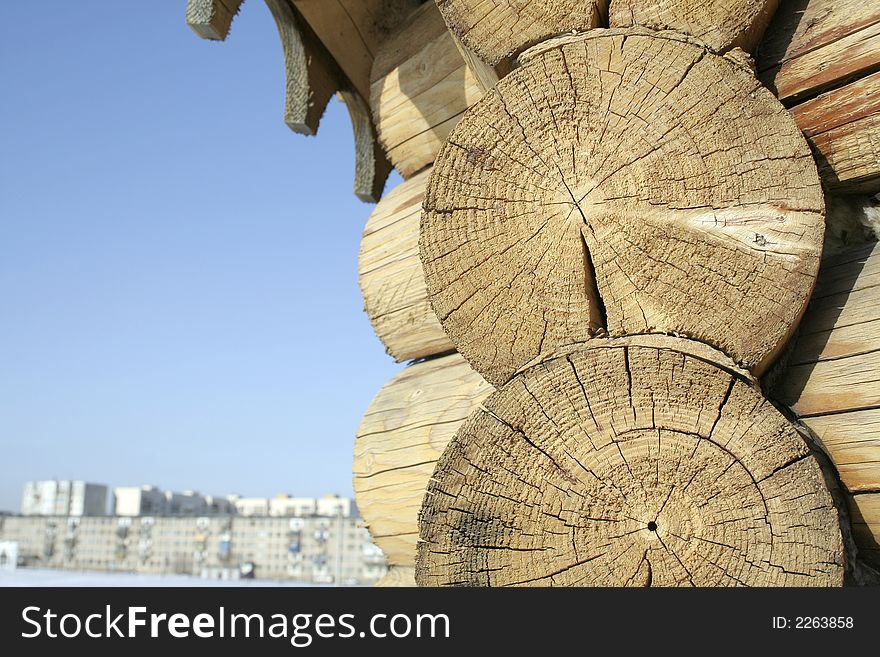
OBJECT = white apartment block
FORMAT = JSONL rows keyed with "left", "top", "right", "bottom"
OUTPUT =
{"left": 0, "top": 541, "right": 17, "bottom": 570}
{"left": 21, "top": 480, "right": 108, "bottom": 517}
{"left": 0, "top": 514, "right": 385, "bottom": 585}
{"left": 113, "top": 485, "right": 168, "bottom": 516}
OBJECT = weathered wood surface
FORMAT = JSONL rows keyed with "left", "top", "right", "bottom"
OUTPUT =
{"left": 264, "top": 0, "right": 337, "bottom": 136}
{"left": 360, "top": 168, "right": 454, "bottom": 361}
{"left": 776, "top": 242, "right": 880, "bottom": 482}
{"left": 790, "top": 72, "right": 880, "bottom": 195}
{"left": 186, "top": 0, "right": 244, "bottom": 40}
{"left": 292, "top": 0, "right": 421, "bottom": 102}
{"left": 774, "top": 242, "right": 879, "bottom": 569}
{"left": 756, "top": 0, "right": 880, "bottom": 103}
{"left": 338, "top": 88, "right": 394, "bottom": 203}
{"left": 354, "top": 353, "right": 492, "bottom": 567}
{"left": 849, "top": 494, "right": 880, "bottom": 569}
{"left": 435, "top": 0, "right": 606, "bottom": 66}
{"left": 417, "top": 337, "right": 845, "bottom": 586}
{"left": 609, "top": 0, "right": 780, "bottom": 53}
{"left": 421, "top": 29, "right": 824, "bottom": 387}
{"left": 777, "top": 243, "right": 880, "bottom": 417}
{"left": 186, "top": 0, "right": 394, "bottom": 201}
{"left": 375, "top": 566, "right": 417, "bottom": 587}
{"left": 371, "top": 1, "right": 484, "bottom": 178}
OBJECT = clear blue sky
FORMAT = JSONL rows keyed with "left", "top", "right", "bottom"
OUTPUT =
{"left": 0, "top": 2, "right": 403, "bottom": 512}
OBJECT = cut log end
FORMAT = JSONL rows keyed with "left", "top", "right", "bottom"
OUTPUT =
{"left": 608, "top": 0, "right": 781, "bottom": 53}
{"left": 186, "top": 0, "right": 244, "bottom": 41}
{"left": 416, "top": 340, "right": 845, "bottom": 587}
{"left": 420, "top": 30, "right": 824, "bottom": 387}
{"left": 435, "top": 0, "right": 607, "bottom": 66}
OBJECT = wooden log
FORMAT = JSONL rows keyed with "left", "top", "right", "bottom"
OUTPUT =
{"left": 370, "top": 1, "right": 484, "bottom": 178}
{"left": 790, "top": 72, "right": 880, "bottom": 195}
{"left": 609, "top": 0, "right": 780, "bottom": 53}
{"left": 354, "top": 353, "right": 492, "bottom": 568}
{"left": 434, "top": 0, "right": 607, "bottom": 66}
{"left": 777, "top": 243, "right": 880, "bottom": 418}
{"left": 185, "top": 0, "right": 393, "bottom": 201}
{"left": 756, "top": 0, "right": 880, "bottom": 103}
{"left": 849, "top": 494, "right": 880, "bottom": 569}
{"left": 186, "top": 0, "right": 244, "bottom": 41}
{"left": 291, "top": 0, "right": 421, "bottom": 103}
{"left": 773, "top": 242, "right": 880, "bottom": 569}
{"left": 359, "top": 168, "right": 454, "bottom": 361}
{"left": 420, "top": 29, "right": 825, "bottom": 387}
{"left": 264, "top": 0, "right": 337, "bottom": 136}
{"left": 375, "top": 566, "right": 417, "bottom": 587}
{"left": 416, "top": 337, "right": 845, "bottom": 586}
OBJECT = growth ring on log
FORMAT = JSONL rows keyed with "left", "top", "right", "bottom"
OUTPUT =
{"left": 416, "top": 339, "right": 845, "bottom": 586}
{"left": 608, "top": 0, "right": 781, "bottom": 53}
{"left": 420, "top": 30, "right": 824, "bottom": 387}
{"left": 434, "top": 0, "right": 608, "bottom": 66}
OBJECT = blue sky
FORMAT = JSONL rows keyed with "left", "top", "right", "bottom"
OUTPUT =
{"left": 0, "top": 2, "right": 402, "bottom": 511}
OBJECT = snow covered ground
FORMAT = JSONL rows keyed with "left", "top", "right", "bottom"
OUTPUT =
{"left": 0, "top": 568, "right": 315, "bottom": 587}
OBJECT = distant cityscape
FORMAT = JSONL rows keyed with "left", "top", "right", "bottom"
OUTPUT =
{"left": 0, "top": 480, "right": 386, "bottom": 586}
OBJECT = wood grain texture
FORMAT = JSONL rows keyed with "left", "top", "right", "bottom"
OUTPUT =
{"left": 292, "top": 0, "right": 421, "bottom": 101}
{"left": 420, "top": 29, "right": 824, "bottom": 387}
{"left": 360, "top": 168, "right": 454, "bottom": 361}
{"left": 354, "top": 353, "right": 492, "bottom": 567}
{"left": 790, "top": 72, "right": 880, "bottom": 194}
{"left": 774, "top": 243, "right": 880, "bottom": 555}
{"left": 371, "top": 2, "right": 484, "bottom": 178}
{"left": 609, "top": 0, "right": 780, "bottom": 53}
{"left": 777, "top": 242, "right": 880, "bottom": 417}
{"left": 264, "top": 0, "right": 337, "bottom": 136}
{"left": 186, "top": 0, "right": 244, "bottom": 40}
{"left": 806, "top": 411, "right": 880, "bottom": 494}
{"left": 756, "top": 0, "right": 880, "bottom": 103}
{"left": 849, "top": 493, "right": 880, "bottom": 569}
{"left": 435, "top": 0, "right": 607, "bottom": 66}
{"left": 417, "top": 338, "right": 844, "bottom": 586}
{"left": 338, "top": 88, "right": 393, "bottom": 203}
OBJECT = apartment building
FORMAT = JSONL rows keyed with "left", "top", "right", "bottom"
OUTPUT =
{"left": 0, "top": 513, "right": 385, "bottom": 585}
{"left": 20, "top": 480, "right": 108, "bottom": 517}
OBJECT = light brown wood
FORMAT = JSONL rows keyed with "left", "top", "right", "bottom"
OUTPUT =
{"left": 790, "top": 72, "right": 880, "bottom": 195}
{"left": 371, "top": 2, "right": 484, "bottom": 178}
{"left": 375, "top": 566, "right": 417, "bottom": 587}
{"left": 609, "top": 0, "right": 780, "bottom": 53}
{"left": 435, "top": 0, "right": 607, "bottom": 66}
{"left": 757, "top": 0, "right": 880, "bottom": 103}
{"left": 292, "top": 0, "right": 421, "bottom": 102}
{"left": 448, "top": 31, "right": 501, "bottom": 94}
{"left": 420, "top": 29, "right": 825, "bottom": 387}
{"left": 354, "top": 353, "right": 492, "bottom": 567}
{"left": 849, "top": 493, "right": 880, "bottom": 569}
{"left": 776, "top": 242, "right": 880, "bottom": 417}
{"left": 360, "top": 168, "right": 454, "bottom": 361}
{"left": 806, "top": 411, "right": 880, "bottom": 494}
{"left": 186, "top": 0, "right": 244, "bottom": 41}
{"left": 260, "top": 1, "right": 391, "bottom": 201}
{"left": 417, "top": 338, "right": 845, "bottom": 586}
{"left": 773, "top": 242, "right": 880, "bottom": 569}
